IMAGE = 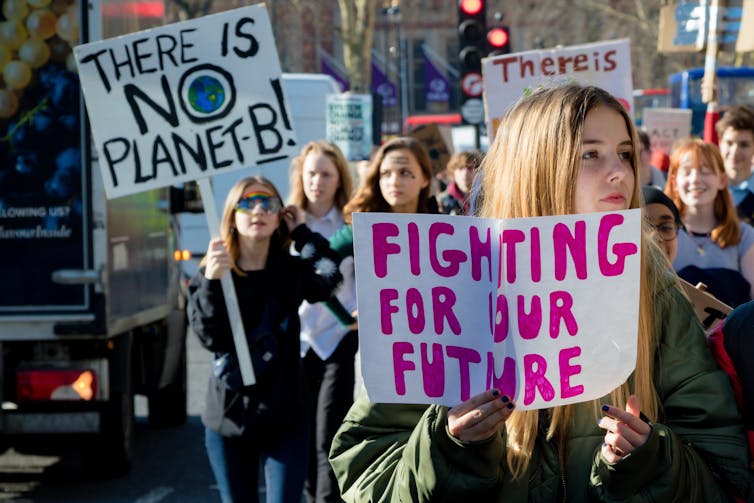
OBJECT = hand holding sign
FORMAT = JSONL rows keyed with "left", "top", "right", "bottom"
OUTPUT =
{"left": 447, "top": 389, "right": 516, "bottom": 443}
{"left": 203, "top": 238, "right": 232, "bottom": 280}
{"left": 598, "top": 395, "right": 651, "bottom": 462}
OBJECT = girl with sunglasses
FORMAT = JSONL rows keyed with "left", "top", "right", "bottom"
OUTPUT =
{"left": 187, "top": 176, "right": 345, "bottom": 503}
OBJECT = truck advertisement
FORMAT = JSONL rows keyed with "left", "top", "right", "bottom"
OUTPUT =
{"left": 0, "top": 0, "right": 85, "bottom": 312}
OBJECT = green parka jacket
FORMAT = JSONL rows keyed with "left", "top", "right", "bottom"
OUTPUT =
{"left": 330, "top": 274, "right": 751, "bottom": 502}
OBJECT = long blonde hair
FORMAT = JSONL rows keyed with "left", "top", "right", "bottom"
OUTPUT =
{"left": 479, "top": 84, "right": 662, "bottom": 478}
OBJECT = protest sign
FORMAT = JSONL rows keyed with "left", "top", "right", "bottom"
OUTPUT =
{"left": 326, "top": 94, "right": 372, "bottom": 162}
{"left": 483, "top": 39, "right": 633, "bottom": 139}
{"left": 74, "top": 5, "right": 296, "bottom": 386}
{"left": 74, "top": 5, "right": 296, "bottom": 199}
{"left": 643, "top": 108, "right": 693, "bottom": 155}
{"left": 353, "top": 210, "right": 642, "bottom": 410}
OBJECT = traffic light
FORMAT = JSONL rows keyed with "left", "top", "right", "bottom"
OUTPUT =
{"left": 457, "top": 0, "right": 487, "bottom": 75}
{"left": 457, "top": 0, "right": 487, "bottom": 125}
{"left": 487, "top": 25, "right": 511, "bottom": 56}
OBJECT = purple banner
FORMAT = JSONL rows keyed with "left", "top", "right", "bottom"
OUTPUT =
{"left": 321, "top": 57, "right": 349, "bottom": 92}
{"left": 424, "top": 48, "right": 450, "bottom": 103}
{"left": 371, "top": 59, "right": 397, "bottom": 108}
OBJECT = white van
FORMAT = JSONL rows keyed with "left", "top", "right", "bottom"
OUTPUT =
{"left": 174, "top": 73, "right": 341, "bottom": 278}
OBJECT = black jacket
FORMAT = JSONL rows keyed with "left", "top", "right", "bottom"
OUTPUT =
{"left": 188, "top": 224, "right": 343, "bottom": 438}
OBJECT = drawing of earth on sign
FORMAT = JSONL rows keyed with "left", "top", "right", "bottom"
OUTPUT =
{"left": 188, "top": 75, "right": 225, "bottom": 113}
{"left": 178, "top": 64, "right": 236, "bottom": 123}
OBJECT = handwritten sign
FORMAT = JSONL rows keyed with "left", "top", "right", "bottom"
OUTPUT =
{"left": 643, "top": 107, "right": 692, "bottom": 156}
{"left": 483, "top": 39, "right": 633, "bottom": 139}
{"left": 74, "top": 5, "right": 296, "bottom": 199}
{"left": 326, "top": 93, "right": 372, "bottom": 162}
{"left": 353, "top": 210, "right": 642, "bottom": 409}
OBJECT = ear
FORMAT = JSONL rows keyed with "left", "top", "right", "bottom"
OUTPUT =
{"left": 718, "top": 172, "right": 729, "bottom": 191}
{"left": 422, "top": 173, "right": 430, "bottom": 189}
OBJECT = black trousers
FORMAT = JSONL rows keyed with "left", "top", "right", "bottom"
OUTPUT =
{"left": 303, "top": 330, "right": 358, "bottom": 503}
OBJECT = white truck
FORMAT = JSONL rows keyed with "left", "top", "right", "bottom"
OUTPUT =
{"left": 174, "top": 72, "right": 341, "bottom": 279}
{"left": 0, "top": 0, "right": 186, "bottom": 476}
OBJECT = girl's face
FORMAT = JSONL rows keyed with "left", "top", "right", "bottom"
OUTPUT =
{"left": 574, "top": 106, "right": 635, "bottom": 214}
{"left": 378, "top": 148, "right": 429, "bottom": 213}
{"left": 673, "top": 151, "right": 727, "bottom": 211}
{"left": 302, "top": 152, "right": 340, "bottom": 208}
{"left": 233, "top": 183, "right": 281, "bottom": 241}
{"left": 645, "top": 202, "right": 679, "bottom": 262}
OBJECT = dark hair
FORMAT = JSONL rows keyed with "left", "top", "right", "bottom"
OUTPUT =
{"left": 636, "top": 130, "right": 651, "bottom": 151}
{"left": 343, "top": 137, "right": 433, "bottom": 222}
{"left": 715, "top": 104, "right": 754, "bottom": 137}
{"left": 641, "top": 185, "right": 682, "bottom": 227}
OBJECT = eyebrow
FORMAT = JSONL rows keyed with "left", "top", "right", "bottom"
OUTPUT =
{"left": 582, "top": 139, "right": 633, "bottom": 147}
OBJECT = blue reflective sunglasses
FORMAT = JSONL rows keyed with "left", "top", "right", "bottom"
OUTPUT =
{"left": 235, "top": 192, "right": 282, "bottom": 214}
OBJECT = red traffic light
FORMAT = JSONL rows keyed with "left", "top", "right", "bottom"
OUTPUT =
{"left": 459, "top": 0, "right": 483, "bottom": 16}
{"left": 487, "top": 27, "right": 509, "bottom": 48}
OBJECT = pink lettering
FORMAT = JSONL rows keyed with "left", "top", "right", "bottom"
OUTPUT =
{"left": 432, "top": 286, "right": 461, "bottom": 335}
{"left": 372, "top": 223, "right": 400, "bottom": 278}
{"left": 492, "top": 293, "right": 509, "bottom": 343}
{"left": 549, "top": 291, "right": 578, "bottom": 338}
{"left": 379, "top": 288, "right": 399, "bottom": 334}
{"left": 523, "top": 353, "right": 555, "bottom": 406}
{"left": 502, "top": 229, "right": 525, "bottom": 283}
{"left": 559, "top": 346, "right": 584, "bottom": 399}
{"left": 598, "top": 214, "right": 638, "bottom": 276}
{"left": 429, "top": 222, "right": 467, "bottom": 277}
{"left": 392, "top": 342, "right": 415, "bottom": 395}
{"left": 486, "top": 353, "right": 516, "bottom": 399}
{"left": 469, "top": 225, "right": 492, "bottom": 282}
{"left": 446, "top": 345, "right": 481, "bottom": 401}
{"left": 406, "top": 288, "right": 425, "bottom": 334}
{"left": 420, "top": 342, "right": 445, "bottom": 397}
{"left": 530, "top": 227, "right": 541, "bottom": 282}
{"left": 553, "top": 221, "right": 587, "bottom": 280}
{"left": 408, "top": 222, "right": 421, "bottom": 275}
{"left": 517, "top": 295, "right": 542, "bottom": 339}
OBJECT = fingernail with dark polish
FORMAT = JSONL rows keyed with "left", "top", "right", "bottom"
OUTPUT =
{"left": 507, "top": 402, "right": 514, "bottom": 409}
{"left": 601, "top": 405, "right": 609, "bottom": 412}
{"left": 501, "top": 395, "right": 509, "bottom": 403}
{"left": 492, "top": 389, "right": 499, "bottom": 397}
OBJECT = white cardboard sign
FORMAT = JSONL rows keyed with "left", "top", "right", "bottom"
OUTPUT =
{"left": 74, "top": 5, "right": 297, "bottom": 199}
{"left": 326, "top": 93, "right": 373, "bottom": 162}
{"left": 483, "top": 39, "right": 633, "bottom": 140}
{"left": 643, "top": 107, "right": 693, "bottom": 156}
{"left": 353, "top": 210, "right": 642, "bottom": 409}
